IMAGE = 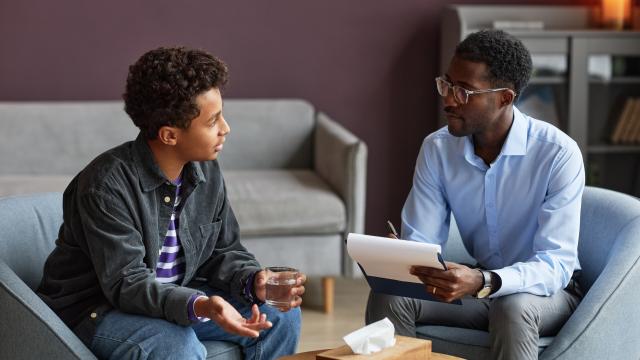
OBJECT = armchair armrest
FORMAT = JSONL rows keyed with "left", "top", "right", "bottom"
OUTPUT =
{"left": 0, "top": 261, "right": 96, "bottom": 359}
{"left": 314, "top": 113, "right": 367, "bottom": 276}
{"left": 540, "top": 217, "right": 640, "bottom": 359}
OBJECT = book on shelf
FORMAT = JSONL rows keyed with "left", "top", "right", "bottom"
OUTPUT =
{"left": 611, "top": 98, "right": 633, "bottom": 144}
{"left": 611, "top": 98, "right": 640, "bottom": 145}
{"left": 629, "top": 98, "right": 640, "bottom": 144}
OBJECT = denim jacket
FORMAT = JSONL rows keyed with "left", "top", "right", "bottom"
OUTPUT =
{"left": 36, "top": 133, "right": 261, "bottom": 344}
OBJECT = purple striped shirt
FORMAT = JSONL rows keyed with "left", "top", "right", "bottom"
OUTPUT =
{"left": 155, "top": 178, "right": 202, "bottom": 321}
{"left": 156, "top": 179, "right": 186, "bottom": 284}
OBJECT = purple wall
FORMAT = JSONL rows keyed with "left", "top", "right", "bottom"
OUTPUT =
{"left": 0, "top": 0, "right": 596, "bottom": 235}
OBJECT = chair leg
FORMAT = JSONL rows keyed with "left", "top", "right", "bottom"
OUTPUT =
{"left": 322, "top": 276, "right": 335, "bottom": 314}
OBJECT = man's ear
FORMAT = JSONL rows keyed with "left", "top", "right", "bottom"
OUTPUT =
{"left": 500, "top": 90, "right": 516, "bottom": 108}
{"left": 157, "top": 126, "right": 179, "bottom": 146}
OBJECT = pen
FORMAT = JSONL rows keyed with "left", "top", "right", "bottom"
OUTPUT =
{"left": 386, "top": 220, "right": 399, "bottom": 239}
{"left": 387, "top": 220, "right": 448, "bottom": 270}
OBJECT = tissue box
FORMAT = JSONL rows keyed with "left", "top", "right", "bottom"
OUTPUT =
{"left": 316, "top": 336, "right": 431, "bottom": 360}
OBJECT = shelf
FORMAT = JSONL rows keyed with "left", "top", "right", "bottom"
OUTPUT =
{"left": 589, "top": 77, "right": 640, "bottom": 85}
{"left": 529, "top": 76, "right": 566, "bottom": 84}
{"left": 588, "top": 145, "right": 640, "bottom": 154}
{"left": 446, "top": 5, "right": 640, "bottom": 199}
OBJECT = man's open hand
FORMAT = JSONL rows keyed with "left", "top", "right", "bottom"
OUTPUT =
{"left": 194, "top": 296, "right": 271, "bottom": 338}
{"left": 410, "top": 262, "right": 483, "bottom": 303}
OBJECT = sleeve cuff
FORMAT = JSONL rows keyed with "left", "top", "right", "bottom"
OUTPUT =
{"left": 489, "top": 267, "right": 522, "bottom": 298}
{"left": 187, "top": 294, "right": 211, "bottom": 323}
{"left": 244, "top": 270, "right": 265, "bottom": 305}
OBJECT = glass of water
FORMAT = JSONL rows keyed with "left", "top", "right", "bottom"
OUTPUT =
{"left": 264, "top": 266, "right": 299, "bottom": 311}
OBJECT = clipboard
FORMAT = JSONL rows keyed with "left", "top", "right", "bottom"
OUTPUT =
{"left": 347, "top": 233, "right": 462, "bottom": 305}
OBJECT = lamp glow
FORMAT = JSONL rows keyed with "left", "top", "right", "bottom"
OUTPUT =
{"left": 602, "top": 0, "right": 632, "bottom": 29}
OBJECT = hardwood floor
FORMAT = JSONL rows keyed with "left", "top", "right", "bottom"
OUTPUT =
{"left": 297, "top": 277, "right": 370, "bottom": 352}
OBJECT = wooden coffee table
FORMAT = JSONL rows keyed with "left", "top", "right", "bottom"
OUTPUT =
{"left": 279, "top": 349, "right": 463, "bottom": 360}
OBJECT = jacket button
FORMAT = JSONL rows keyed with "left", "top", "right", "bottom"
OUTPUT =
{"left": 90, "top": 312, "right": 97, "bottom": 319}
{"left": 164, "top": 196, "right": 171, "bottom": 203}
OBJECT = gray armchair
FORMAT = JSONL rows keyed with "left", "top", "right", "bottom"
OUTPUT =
{"left": 416, "top": 186, "right": 640, "bottom": 359}
{"left": 0, "top": 193, "right": 241, "bottom": 359}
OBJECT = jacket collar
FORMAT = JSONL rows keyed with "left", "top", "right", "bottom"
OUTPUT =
{"left": 132, "top": 132, "right": 206, "bottom": 192}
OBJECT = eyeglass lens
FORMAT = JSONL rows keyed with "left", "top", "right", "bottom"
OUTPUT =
{"left": 436, "top": 78, "right": 467, "bottom": 104}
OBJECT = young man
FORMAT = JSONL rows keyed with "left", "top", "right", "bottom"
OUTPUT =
{"left": 37, "top": 47, "right": 304, "bottom": 360}
{"left": 366, "top": 30, "right": 585, "bottom": 359}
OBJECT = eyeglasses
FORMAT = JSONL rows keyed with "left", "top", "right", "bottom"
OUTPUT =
{"left": 435, "top": 76, "right": 514, "bottom": 105}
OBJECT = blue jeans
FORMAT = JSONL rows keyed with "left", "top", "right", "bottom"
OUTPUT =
{"left": 90, "top": 286, "right": 301, "bottom": 360}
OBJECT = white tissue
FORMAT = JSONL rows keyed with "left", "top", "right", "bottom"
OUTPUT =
{"left": 343, "top": 317, "right": 396, "bottom": 355}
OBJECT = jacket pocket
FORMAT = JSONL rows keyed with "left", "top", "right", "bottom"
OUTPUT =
{"left": 199, "top": 219, "right": 222, "bottom": 241}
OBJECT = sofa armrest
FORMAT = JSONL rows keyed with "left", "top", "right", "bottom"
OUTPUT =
{"left": 314, "top": 113, "right": 367, "bottom": 276}
{"left": 314, "top": 113, "right": 367, "bottom": 234}
{"left": 0, "top": 261, "right": 97, "bottom": 359}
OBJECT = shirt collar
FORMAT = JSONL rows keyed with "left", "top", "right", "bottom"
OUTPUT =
{"left": 461, "top": 106, "right": 528, "bottom": 164}
{"left": 132, "top": 132, "right": 206, "bottom": 192}
{"left": 500, "top": 106, "right": 528, "bottom": 156}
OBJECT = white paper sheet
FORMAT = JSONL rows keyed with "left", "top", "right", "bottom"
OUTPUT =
{"left": 346, "top": 233, "right": 444, "bottom": 284}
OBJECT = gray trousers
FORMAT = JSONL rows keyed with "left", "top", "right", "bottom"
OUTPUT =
{"left": 366, "top": 289, "right": 581, "bottom": 360}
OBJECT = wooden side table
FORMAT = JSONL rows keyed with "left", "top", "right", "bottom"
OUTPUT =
{"left": 279, "top": 349, "right": 463, "bottom": 360}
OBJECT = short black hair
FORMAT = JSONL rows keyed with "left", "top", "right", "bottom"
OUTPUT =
{"left": 455, "top": 29, "right": 532, "bottom": 100}
{"left": 123, "top": 47, "right": 228, "bottom": 139}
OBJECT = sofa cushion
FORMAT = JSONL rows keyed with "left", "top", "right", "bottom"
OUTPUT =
{"left": 242, "top": 234, "right": 342, "bottom": 276}
{"left": 225, "top": 170, "right": 346, "bottom": 236}
{"left": 0, "top": 102, "right": 137, "bottom": 175}
{"left": 219, "top": 99, "right": 315, "bottom": 170}
{"left": 0, "top": 171, "right": 348, "bottom": 237}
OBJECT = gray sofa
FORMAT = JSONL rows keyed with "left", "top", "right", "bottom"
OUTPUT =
{"left": 0, "top": 100, "right": 367, "bottom": 311}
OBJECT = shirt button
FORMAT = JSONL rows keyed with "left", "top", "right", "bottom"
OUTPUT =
{"left": 164, "top": 196, "right": 171, "bottom": 203}
{"left": 90, "top": 312, "right": 97, "bottom": 319}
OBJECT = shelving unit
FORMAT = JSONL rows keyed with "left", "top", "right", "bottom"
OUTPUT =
{"left": 441, "top": 5, "right": 640, "bottom": 196}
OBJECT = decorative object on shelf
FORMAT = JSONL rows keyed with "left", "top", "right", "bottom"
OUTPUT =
{"left": 531, "top": 55, "right": 566, "bottom": 77}
{"left": 589, "top": 55, "right": 613, "bottom": 81}
{"left": 601, "top": 0, "right": 633, "bottom": 29}
{"left": 517, "top": 85, "right": 560, "bottom": 128}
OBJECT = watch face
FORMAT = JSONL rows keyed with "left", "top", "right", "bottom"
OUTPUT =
{"left": 477, "top": 286, "right": 491, "bottom": 299}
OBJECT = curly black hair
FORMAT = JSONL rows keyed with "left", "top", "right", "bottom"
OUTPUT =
{"left": 123, "top": 47, "right": 228, "bottom": 139}
{"left": 455, "top": 29, "right": 532, "bottom": 100}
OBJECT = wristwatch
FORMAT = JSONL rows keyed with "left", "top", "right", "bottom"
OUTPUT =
{"left": 475, "top": 270, "right": 493, "bottom": 299}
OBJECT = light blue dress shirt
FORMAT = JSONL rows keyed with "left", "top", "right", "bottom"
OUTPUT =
{"left": 401, "top": 107, "right": 585, "bottom": 297}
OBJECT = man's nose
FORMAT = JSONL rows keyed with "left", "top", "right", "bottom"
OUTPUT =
{"left": 220, "top": 116, "right": 230, "bottom": 135}
{"left": 442, "top": 90, "right": 458, "bottom": 107}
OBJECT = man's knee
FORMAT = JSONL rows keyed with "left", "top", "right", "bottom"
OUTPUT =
{"left": 366, "top": 291, "right": 414, "bottom": 324}
{"left": 267, "top": 306, "right": 302, "bottom": 337}
{"left": 92, "top": 311, "right": 206, "bottom": 360}
{"left": 490, "top": 293, "right": 539, "bottom": 328}
{"left": 145, "top": 324, "right": 206, "bottom": 360}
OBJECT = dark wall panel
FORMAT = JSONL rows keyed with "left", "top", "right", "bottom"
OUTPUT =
{"left": 0, "top": 0, "right": 597, "bottom": 235}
